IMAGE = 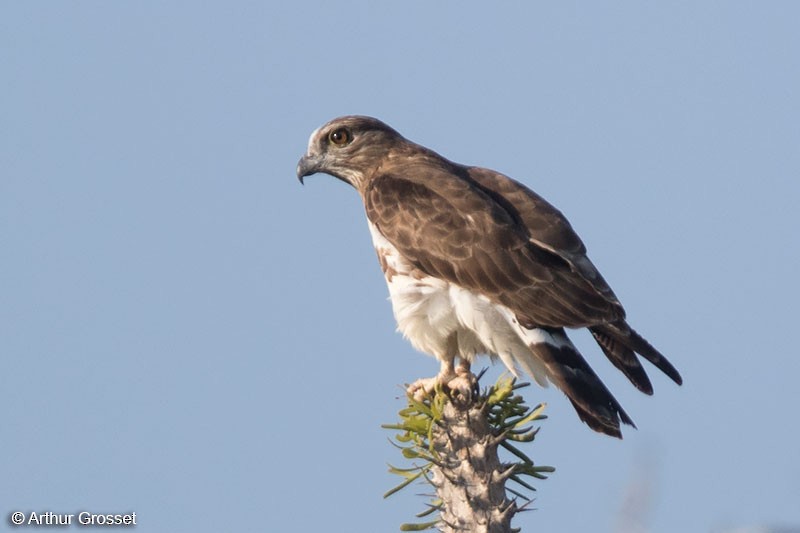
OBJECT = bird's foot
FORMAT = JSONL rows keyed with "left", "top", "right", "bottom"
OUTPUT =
{"left": 407, "top": 360, "right": 477, "bottom": 404}
{"left": 407, "top": 374, "right": 451, "bottom": 402}
{"left": 448, "top": 359, "right": 478, "bottom": 404}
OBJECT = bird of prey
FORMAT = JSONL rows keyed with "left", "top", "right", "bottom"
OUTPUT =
{"left": 297, "top": 115, "right": 681, "bottom": 437}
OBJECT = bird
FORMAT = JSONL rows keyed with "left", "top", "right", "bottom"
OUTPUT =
{"left": 296, "top": 115, "right": 681, "bottom": 438}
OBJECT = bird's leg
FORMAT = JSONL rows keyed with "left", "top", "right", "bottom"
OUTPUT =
{"left": 407, "top": 358, "right": 457, "bottom": 402}
{"left": 446, "top": 358, "right": 478, "bottom": 403}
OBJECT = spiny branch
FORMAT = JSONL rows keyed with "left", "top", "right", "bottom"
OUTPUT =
{"left": 383, "top": 374, "right": 554, "bottom": 532}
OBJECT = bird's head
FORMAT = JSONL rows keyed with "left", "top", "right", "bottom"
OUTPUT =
{"left": 296, "top": 115, "right": 405, "bottom": 191}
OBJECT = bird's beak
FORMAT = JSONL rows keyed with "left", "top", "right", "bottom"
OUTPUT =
{"left": 296, "top": 153, "right": 322, "bottom": 185}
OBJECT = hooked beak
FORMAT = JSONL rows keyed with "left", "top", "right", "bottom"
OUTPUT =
{"left": 296, "top": 153, "right": 323, "bottom": 185}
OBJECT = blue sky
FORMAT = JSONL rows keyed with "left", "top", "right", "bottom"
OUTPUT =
{"left": 2, "top": 2, "right": 799, "bottom": 532}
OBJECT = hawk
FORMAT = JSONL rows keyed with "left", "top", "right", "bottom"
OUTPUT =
{"left": 297, "top": 115, "right": 681, "bottom": 437}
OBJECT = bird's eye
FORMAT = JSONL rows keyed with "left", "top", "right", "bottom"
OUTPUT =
{"left": 328, "top": 128, "right": 352, "bottom": 147}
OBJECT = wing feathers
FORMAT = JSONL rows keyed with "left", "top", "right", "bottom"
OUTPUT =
{"left": 364, "top": 171, "right": 623, "bottom": 328}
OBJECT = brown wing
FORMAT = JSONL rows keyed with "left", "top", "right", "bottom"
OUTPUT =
{"left": 466, "top": 166, "right": 621, "bottom": 307}
{"left": 466, "top": 166, "right": 683, "bottom": 390}
{"left": 363, "top": 164, "right": 625, "bottom": 328}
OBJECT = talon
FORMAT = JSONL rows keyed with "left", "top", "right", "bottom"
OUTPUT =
{"left": 407, "top": 359, "right": 457, "bottom": 401}
{"left": 445, "top": 373, "right": 478, "bottom": 403}
{"left": 407, "top": 377, "right": 439, "bottom": 402}
{"left": 406, "top": 359, "right": 478, "bottom": 403}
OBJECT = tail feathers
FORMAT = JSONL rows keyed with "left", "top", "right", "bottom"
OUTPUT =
{"left": 627, "top": 327, "right": 683, "bottom": 385}
{"left": 592, "top": 322, "right": 683, "bottom": 387}
{"left": 590, "top": 328, "right": 653, "bottom": 395}
{"left": 525, "top": 327, "right": 635, "bottom": 438}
